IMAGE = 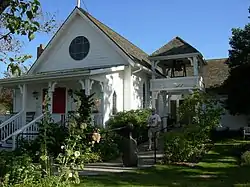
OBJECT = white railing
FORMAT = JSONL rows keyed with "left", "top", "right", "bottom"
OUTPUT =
{"left": 150, "top": 76, "right": 204, "bottom": 92}
{"left": 11, "top": 114, "right": 44, "bottom": 150}
{"left": 0, "top": 111, "right": 24, "bottom": 142}
{"left": 0, "top": 114, "right": 13, "bottom": 124}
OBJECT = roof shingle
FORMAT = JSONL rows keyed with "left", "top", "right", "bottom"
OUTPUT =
{"left": 150, "top": 36, "right": 200, "bottom": 57}
{"left": 79, "top": 8, "right": 151, "bottom": 66}
{"left": 203, "top": 58, "right": 229, "bottom": 88}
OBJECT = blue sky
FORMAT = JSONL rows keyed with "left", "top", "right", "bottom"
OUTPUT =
{"left": 0, "top": 0, "right": 249, "bottom": 75}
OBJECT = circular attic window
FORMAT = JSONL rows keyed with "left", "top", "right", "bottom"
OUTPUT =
{"left": 69, "top": 36, "right": 90, "bottom": 60}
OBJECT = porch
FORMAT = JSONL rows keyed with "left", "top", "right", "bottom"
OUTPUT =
{"left": 0, "top": 70, "right": 108, "bottom": 149}
{"left": 149, "top": 37, "right": 206, "bottom": 128}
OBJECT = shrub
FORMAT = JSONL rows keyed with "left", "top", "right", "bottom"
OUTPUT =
{"left": 163, "top": 91, "right": 222, "bottom": 163}
{"left": 16, "top": 121, "right": 69, "bottom": 162}
{"left": 107, "top": 109, "right": 151, "bottom": 144}
{"left": 0, "top": 151, "right": 41, "bottom": 185}
{"left": 164, "top": 129, "right": 207, "bottom": 163}
{"left": 93, "top": 130, "right": 121, "bottom": 161}
{"left": 1, "top": 176, "right": 71, "bottom": 187}
{"left": 241, "top": 151, "right": 250, "bottom": 166}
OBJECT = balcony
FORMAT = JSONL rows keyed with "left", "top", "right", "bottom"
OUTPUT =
{"left": 150, "top": 76, "right": 204, "bottom": 92}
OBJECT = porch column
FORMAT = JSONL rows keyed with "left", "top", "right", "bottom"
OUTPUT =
{"left": 18, "top": 84, "right": 27, "bottom": 126}
{"left": 193, "top": 56, "right": 198, "bottom": 76}
{"left": 123, "top": 66, "right": 132, "bottom": 110}
{"left": 99, "top": 82, "right": 105, "bottom": 127}
{"left": 162, "top": 91, "right": 168, "bottom": 132}
{"left": 176, "top": 99, "right": 180, "bottom": 125}
{"left": 84, "top": 78, "right": 94, "bottom": 96}
{"left": 152, "top": 91, "right": 159, "bottom": 109}
{"left": 48, "top": 82, "right": 57, "bottom": 113}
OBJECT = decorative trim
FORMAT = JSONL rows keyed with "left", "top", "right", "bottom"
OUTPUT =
{"left": 18, "top": 85, "right": 23, "bottom": 94}
{"left": 78, "top": 80, "right": 85, "bottom": 89}
{"left": 48, "top": 82, "right": 57, "bottom": 92}
{"left": 90, "top": 80, "right": 94, "bottom": 90}
{"left": 152, "top": 91, "right": 160, "bottom": 99}
{"left": 99, "top": 82, "right": 104, "bottom": 92}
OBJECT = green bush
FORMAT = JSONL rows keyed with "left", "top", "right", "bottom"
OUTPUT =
{"left": 107, "top": 109, "right": 151, "bottom": 144}
{"left": 241, "top": 151, "right": 250, "bottom": 166}
{"left": 164, "top": 129, "right": 207, "bottom": 163}
{"left": 93, "top": 130, "right": 121, "bottom": 161}
{"left": 1, "top": 176, "right": 71, "bottom": 187}
{"left": 163, "top": 91, "right": 222, "bottom": 163}
{"left": 16, "top": 121, "right": 69, "bottom": 162}
{"left": 0, "top": 151, "right": 41, "bottom": 185}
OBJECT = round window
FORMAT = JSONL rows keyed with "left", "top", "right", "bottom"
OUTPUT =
{"left": 69, "top": 36, "right": 90, "bottom": 60}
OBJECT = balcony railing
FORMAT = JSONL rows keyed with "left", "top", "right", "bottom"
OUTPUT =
{"left": 150, "top": 76, "right": 204, "bottom": 92}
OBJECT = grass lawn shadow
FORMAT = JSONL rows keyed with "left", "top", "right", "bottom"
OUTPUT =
{"left": 78, "top": 140, "right": 250, "bottom": 187}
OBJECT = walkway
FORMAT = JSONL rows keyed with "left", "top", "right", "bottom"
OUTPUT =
{"left": 79, "top": 141, "right": 164, "bottom": 176}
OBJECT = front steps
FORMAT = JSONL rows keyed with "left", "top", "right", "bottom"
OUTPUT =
{"left": 0, "top": 112, "right": 36, "bottom": 150}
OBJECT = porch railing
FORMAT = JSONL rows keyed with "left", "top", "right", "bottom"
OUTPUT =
{"left": 11, "top": 114, "right": 44, "bottom": 150}
{"left": 0, "top": 111, "right": 24, "bottom": 142}
{"left": 150, "top": 76, "right": 204, "bottom": 92}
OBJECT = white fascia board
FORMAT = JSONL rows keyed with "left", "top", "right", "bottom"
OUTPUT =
{"left": 90, "top": 65, "right": 125, "bottom": 75}
{"left": 0, "top": 70, "right": 90, "bottom": 86}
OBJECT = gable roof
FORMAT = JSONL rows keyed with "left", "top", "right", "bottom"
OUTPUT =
{"left": 203, "top": 58, "right": 229, "bottom": 88}
{"left": 79, "top": 8, "right": 151, "bottom": 66}
{"left": 150, "top": 36, "right": 201, "bottom": 57}
{"left": 28, "top": 7, "right": 151, "bottom": 74}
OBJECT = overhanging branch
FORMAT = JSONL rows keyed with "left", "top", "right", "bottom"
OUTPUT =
{"left": 0, "top": 0, "right": 11, "bottom": 15}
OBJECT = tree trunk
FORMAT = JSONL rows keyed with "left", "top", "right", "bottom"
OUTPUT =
{"left": 0, "top": 0, "right": 11, "bottom": 14}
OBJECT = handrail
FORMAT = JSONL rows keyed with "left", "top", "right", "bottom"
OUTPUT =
{"left": 0, "top": 110, "right": 24, "bottom": 128}
{"left": 153, "top": 126, "right": 169, "bottom": 164}
{"left": 12, "top": 114, "right": 44, "bottom": 137}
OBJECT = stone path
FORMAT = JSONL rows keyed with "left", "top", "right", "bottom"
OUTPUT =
{"left": 80, "top": 141, "right": 164, "bottom": 176}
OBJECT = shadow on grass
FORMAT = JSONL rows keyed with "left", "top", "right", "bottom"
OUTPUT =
{"left": 79, "top": 140, "right": 250, "bottom": 187}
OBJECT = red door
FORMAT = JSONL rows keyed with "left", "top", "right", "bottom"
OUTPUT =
{"left": 52, "top": 87, "right": 66, "bottom": 114}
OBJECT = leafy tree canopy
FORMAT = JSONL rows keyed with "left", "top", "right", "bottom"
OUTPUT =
{"left": 223, "top": 7, "right": 250, "bottom": 115}
{"left": 0, "top": 0, "right": 59, "bottom": 75}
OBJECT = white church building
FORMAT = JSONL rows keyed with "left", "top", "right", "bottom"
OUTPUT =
{"left": 0, "top": 7, "right": 247, "bottom": 149}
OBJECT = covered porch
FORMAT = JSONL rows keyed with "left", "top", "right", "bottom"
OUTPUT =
{"left": 0, "top": 69, "right": 106, "bottom": 128}
{"left": 149, "top": 37, "right": 206, "bottom": 128}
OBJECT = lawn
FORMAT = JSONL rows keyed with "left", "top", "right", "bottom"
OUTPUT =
{"left": 78, "top": 139, "right": 250, "bottom": 187}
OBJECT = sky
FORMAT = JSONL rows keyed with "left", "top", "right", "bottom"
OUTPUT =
{"left": 0, "top": 0, "right": 249, "bottom": 75}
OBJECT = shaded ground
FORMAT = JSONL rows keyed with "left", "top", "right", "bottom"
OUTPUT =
{"left": 80, "top": 141, "right": 164, "bottom": 175}
{"left": 78, "top": 139, "right": 250, "bottom": 187}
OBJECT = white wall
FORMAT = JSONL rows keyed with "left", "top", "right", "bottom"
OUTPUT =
{"left": 91, "top": 71, "right": 124, "bottom": 126}
{"left": 131, "top": 71, "right": 150, "bottom": 110}
{"left": 33, "top": 14, "right": 128, "bottom": 73}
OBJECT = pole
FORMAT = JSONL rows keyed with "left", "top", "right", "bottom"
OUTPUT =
{"left": 77, "top": 0, "right": 81, "bottom": 8}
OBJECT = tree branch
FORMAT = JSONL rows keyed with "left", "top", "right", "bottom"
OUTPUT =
{"left": 0, "top": 0, "right": 11, "bottom": 15}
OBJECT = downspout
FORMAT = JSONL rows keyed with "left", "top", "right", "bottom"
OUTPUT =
{"left": 132, "top": 63, "right": 152, "bottom": 74}
{"left": 132, "top": 66, "right": 142, "bottom": 74}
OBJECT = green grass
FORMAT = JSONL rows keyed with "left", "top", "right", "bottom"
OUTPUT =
{"left": 78, "top": 139, "right": 250, "bottom": 187}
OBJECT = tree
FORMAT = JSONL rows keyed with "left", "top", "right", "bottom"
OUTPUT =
{"left": 223, "top": 7, "right": 250, "bottom": 116}
{"left": 0, "top": 0, "right": 59, "bottom": 75}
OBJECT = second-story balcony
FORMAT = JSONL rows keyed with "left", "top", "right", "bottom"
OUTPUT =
{"left": 150, "top": 76, "right": 204, "bottom": 92}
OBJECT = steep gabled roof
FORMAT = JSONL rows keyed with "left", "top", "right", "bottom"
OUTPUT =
{"left": 150, "top": 36, "right": 201, "bottom": 57}
{"left": 79, "top": 8, "right": 151, "bottom": 66}
{"left": 28, "top": 7, "right": 151, "bottom": 74}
